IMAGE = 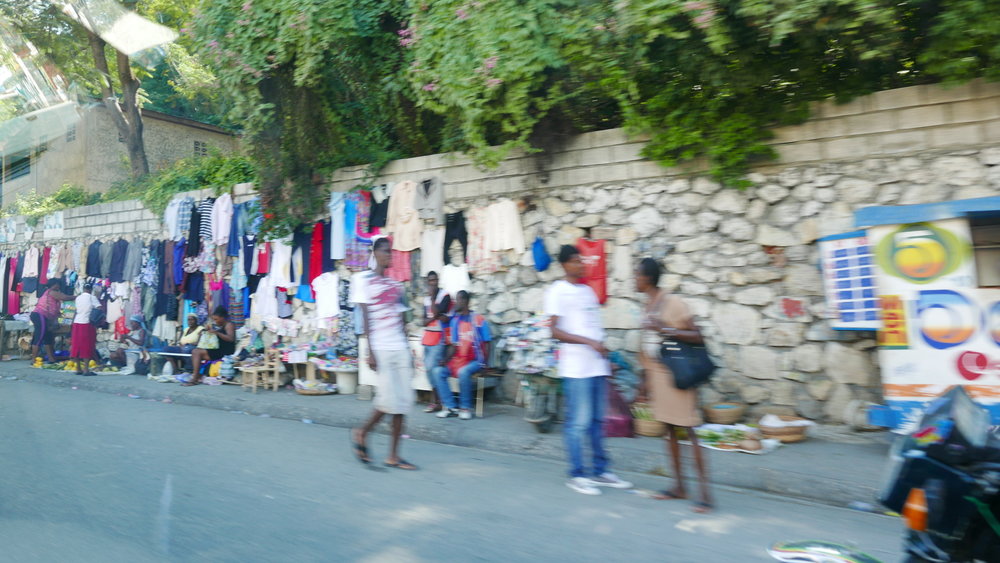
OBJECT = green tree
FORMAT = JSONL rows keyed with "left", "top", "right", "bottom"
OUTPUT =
{"left": 2, "top": 0, "right": 200, "bottom": 180}
{"left": 190, "top": 0, "right": 436, "bottom": 235}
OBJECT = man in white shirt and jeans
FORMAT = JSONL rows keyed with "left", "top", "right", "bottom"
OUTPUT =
{"left": 545, "top": 245, "right": 633, "bottom": 495}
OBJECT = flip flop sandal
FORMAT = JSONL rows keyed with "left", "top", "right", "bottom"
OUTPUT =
{"left": 384, "top": 459, "right": 418, "bottom": 471}
{"left": 351, "top": 435, "right": 372, "bottom": 466}
{"left": 424, "top": 404, "right": 442, "bottom": 413}
{"left": 692, "top": 501, "right": 713, "bottom": 513}
{"left": 654, "top": 490, "right": 687, "bottom": 501}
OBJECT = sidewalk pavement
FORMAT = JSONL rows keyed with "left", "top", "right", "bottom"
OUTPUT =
{"left": 1, "top": 360, "right": 893, "bottom": 509}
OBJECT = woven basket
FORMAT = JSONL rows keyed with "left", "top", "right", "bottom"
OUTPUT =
{"left": 760, "top": 415, "right": 809, "bottom": 443}
{"left": 704, "top": 402, "right": 746, "bottom": 425}
{"left": 295, "top": 388, "right": 335, "bottom": 396}
{"left": 635, "top": 418, "right": 666, "bottom": 437}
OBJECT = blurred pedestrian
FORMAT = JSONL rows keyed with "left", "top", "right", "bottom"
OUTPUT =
{"left": 546, "top": 244, "right": 632, "bottom": 495}
{"left": 351, "top": 237, "right": 417, "bottom": 470}
{"left": 635, "top": 257, "right": 713, "bottom": 513}
{"left": 70, "top": 283, "right": 100, "bottom": 376}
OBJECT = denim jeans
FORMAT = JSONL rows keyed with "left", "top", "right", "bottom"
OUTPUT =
{"left": 423, "top": 344, "right": 446, "bottom": 396}
{"left": 432, "top": 361, "right": 482, "bottom": 410}
{"left": 563, "top": 376, "right": 609, "bottom": 479}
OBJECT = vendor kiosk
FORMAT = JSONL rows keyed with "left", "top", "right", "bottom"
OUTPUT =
{"left": 822, "top": 196, "right": 1000, "bottom": 431}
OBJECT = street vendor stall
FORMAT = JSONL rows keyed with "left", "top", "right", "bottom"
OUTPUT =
{"left": 825, "top": 196, "right": 1000, "bottom": 431}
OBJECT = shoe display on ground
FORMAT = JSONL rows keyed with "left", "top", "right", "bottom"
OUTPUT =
{"left": 458, "top": 409, "right": 472, "bottom": 420}
{"left": 566, "top": 477, "right": 601, "bottom": 495}
{"left": 590, "top": 472, "right": 633, "bottom": 489}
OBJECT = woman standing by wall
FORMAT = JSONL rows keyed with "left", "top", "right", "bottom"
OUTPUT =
{"left": 635, "top": 257, "right": 713, "bottom": 513}
{"left": 30, "top": 278, "right": 75, "bottom": 363}
{"left": 70, "top": 283, "right": 100, "bottom": 376}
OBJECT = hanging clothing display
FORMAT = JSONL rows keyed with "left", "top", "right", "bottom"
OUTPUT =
{"left": 109, "top": 238, "right": 129, "bottom": 282}
{"left": 85, "top": 241, "right": 101, "bottom": 277}
{"left": 576, "top": 237, "right": 608, "bottom": 305}
{"left": 123, "top": 239, "right": 143, "bottom": 282}
{"left": 440, "top": 264, "right": 471, "bottom": 298}
{"left": 345, "top": 192, "right": 373, "bottom": 271}
{"left": 385, "top": 180, "right": 422, "bottom": 251}
{"left": 198, "top": 198, "right": 216, "bottom": 244}
{"left": 466, "top": 207, "right": 500, "bottom": 275}
{"left": 443, "top": 211, "right": 467, "bottom": 262}
{"left": 486, "top": 199, "right": 526, "bottom": 254}
{"left": 328, "top": 192, "right": 346, "bottom": 260}
{"left": 415, "top": 177, "right": 444, "bottom": 225}
{"left": 186, "top": 207, "right": 202, "bottom": 257}
{"left": 384, "top": 250, "right": 412, "bottom": 282}
{"left": 369, "top": 183, "right": 391, "bottom": 228}
{"left": 212, "top": 193, "right": 233, "bottom": 247}
{"left": 312, "top": 271, "right": 341, "bottom": 322}
{"left": 309, "top": 221, "right": 325, "bottom": 296}
{"left": 420, "top": 227, "right": 446, "bottom": 277}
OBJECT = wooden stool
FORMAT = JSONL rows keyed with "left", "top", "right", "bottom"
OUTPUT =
{"left": 240, "top": 349, "right": 283, "bottom": 393}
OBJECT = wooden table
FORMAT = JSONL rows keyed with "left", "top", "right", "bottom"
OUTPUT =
{"left": 0, "top": 320, "right": 31, "bottom": 359}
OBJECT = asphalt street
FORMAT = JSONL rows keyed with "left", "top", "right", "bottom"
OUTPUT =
{"left": 1, "top": 381, "right": 904, "bottom": 562}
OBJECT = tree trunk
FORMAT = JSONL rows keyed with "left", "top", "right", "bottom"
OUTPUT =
{"left": 87, "top": 31, "right": 149, "bottom": 179}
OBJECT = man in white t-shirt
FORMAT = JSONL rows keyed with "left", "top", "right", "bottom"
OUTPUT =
{"left": 350, "top": 237, "right": 417, "bottom": 471}
{"left": 545, "top": 245, "right": 632, "bottom": 495}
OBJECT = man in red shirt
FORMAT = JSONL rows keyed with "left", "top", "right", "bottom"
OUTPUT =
{"left": 432, "top": 291, "right": 491, "bottom": 420}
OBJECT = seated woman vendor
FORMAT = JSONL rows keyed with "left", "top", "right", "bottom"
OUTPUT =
{"left": 160, "top": 314, "right": 203, "bottom": 373}
{"left": 182, "top": 306, "right": 235, "bottom": 386}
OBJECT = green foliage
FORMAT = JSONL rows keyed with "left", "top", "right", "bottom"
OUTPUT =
{"left": 1, "top": 184, "right": 100, "bottom": 227}
{"left": 189, "top": 0, "right": 432, "bottom": 236}
{"left": 104, "top": 153, "right": 257, "bottom": 216}
{"left": 186, "top": 0, "right": 1000, "bottom": 211}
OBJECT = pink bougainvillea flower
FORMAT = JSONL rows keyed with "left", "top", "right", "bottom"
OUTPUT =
{"left": 456, "top": 8, "right": 468, "bottom": 20}
{"left": 398, "top": 28, "right": 413, "bottom": 37}
{"left": 207, "top": 40, "right": 219, "bottom": 48}
{"left": 242, "top": 1, "right": 252, "bottom": 11}
{"left": 693, "top": 12, "right": 714, "bottom": 28}
{"left": 483, "top": 56, "right": 498, "bottom": 69}
{"left": 486, "top": 78, "right": 503, "bottom": 88}
{"left": 422, "top": 82, "right": 438, "bottom": 91}
{"left": 683, "top": 1, "right": 709, "bottom": 12}
{"left": 399, "top": 37, "right": 415, "bottom": 47}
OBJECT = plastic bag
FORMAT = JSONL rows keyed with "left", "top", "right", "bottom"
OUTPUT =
{"left": 532, "top": 237, "right": 551, "bottom": 272}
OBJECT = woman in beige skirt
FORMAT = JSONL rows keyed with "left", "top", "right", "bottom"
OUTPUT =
{"left": 636, "top": 258, "right": 713, "bottom": 513}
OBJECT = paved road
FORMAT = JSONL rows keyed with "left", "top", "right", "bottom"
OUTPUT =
{"left": 0, "top": 381, "right": 904, "bottom": 562}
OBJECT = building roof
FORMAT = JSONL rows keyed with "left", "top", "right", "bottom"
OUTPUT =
{"left": 854, "top": 196, "right": 1000, "bottom": 228}
{"left": 140, "top": 109, "right": 236, "bottom": 137}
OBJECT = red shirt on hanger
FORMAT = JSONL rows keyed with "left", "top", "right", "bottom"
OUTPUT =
{"left": 576, "top": 237, "right": 608, "bottom": 305}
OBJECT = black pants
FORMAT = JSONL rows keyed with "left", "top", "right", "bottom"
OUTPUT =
{"left": 443, "top": 211, "right": 468, "bottom": 261}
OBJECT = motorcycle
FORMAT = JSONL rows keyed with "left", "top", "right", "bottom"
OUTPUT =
{"left": 768, "top": 386, "right": 1000, "bottom": 563}
{"left": 877, "top": 386, "right": 1000, "bottom": 562}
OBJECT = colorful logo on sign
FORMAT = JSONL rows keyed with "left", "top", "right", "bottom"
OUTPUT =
{"left": 876, "top": 223, "right": 969, "bottom": 284}
{"left": 915, "top": 290, "right": 979, "bottom": 349}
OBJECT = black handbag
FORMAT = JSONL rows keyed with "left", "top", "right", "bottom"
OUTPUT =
{"left": 660, "top": 339, "right": 715, "bottom": 390}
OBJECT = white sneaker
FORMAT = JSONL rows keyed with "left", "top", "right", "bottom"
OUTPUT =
{"left": 590, "top": 472, "right": 633, "bottom": 489}
{"left": 436, "top": 408, "right": 458, "bottom": 418}
{"left": 566, "top": 477, "right": 601, "bottom": 496}
{"left": 458, "top": 409, "right": 472, "bottom": 420}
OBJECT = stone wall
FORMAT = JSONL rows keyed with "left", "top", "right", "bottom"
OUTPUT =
{"left": 3, "top": 80, "right": 1000, "bottom": 422}
{"left": 319, "top": 79, "right": 1000, "bottom": 423}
